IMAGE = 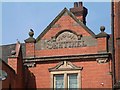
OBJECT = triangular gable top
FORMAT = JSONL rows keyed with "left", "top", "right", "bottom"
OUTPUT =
{"left": 48, "top": 61, "right": 83, "bottom": 72}
{"left": 36, "top": 8, "right": 96, "bottom": 42}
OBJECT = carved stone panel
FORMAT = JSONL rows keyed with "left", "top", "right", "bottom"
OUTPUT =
{"left": 36, "top": 30, "right": 87, "bottom": 50}
{"left": 56, "top": 31, "right": 78, "bottom": 42}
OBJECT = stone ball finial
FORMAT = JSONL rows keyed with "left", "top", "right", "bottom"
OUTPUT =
{"left": 29, "top": 29, "right": 34, "bottom": 37}
{"left": 100, "top": 26, "right": 105, "bottom": 32}
{"left": 11, "top": 50, "right": 16, "bottom": 55}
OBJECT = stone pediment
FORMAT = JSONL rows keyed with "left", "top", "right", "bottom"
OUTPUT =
{"left": 48, "top": 61, "right": 83, "bottom": 72}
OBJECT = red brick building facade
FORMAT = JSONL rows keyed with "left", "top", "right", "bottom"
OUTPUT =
{"left": 113, "top": 1, "right": 120, "bottom": 88}
{"left": 0, "top": 2, "right": 120, "bottom": 89}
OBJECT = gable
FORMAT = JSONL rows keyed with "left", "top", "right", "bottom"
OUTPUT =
{"left": 36, "top": 8, "right": 95, "bottom": 42}
{"left": 35, "top": 8, "right": 97, "bottom": 51}
{"left": 34, "top": 8, "right": 98, "bottom": 57}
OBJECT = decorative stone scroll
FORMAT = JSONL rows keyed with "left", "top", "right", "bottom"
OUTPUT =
{"left": 24, "top": 62, "right": 36, "bottom": 68}
{"left": 96, "top": 58, "right": 108, "bottom": 64}
{"left": 40, "top": 31, "right": 87, "bottom": 50}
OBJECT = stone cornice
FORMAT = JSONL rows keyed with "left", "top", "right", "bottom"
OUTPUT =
{"left": 23, "top": 53, "right": 111, "bottom": 63}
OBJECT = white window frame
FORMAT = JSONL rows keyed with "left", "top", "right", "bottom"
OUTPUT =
{"left": 51, "top": 70, "right": 81, "bottom": 89}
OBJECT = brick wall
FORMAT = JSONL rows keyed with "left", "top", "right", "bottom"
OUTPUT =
{"left": 42, "top": 15, "right": 91, "bottom": 40}
{"left": 2, "top": 42, "right": 25, "bottom": 89}
{"left": 117, "top": 1, "right": 120, "bottom": 82}
{"left": 97, "top": 38, "right": 108, "bottom": 52}
{"left": 114, "top": 1, "right": 120, "bottom": 82}
{"left": 28, "top": 59, "right": 112, "bottom": 88}
{"left": 35, "top": 46, "right": 98, "bottom": 57}
{"left": 73, "top": 60, "right": 112, "bottom": 88}
{"left": 26, "top": 43, "right": 35, "bottom": 57}
{"left": 1, "top": 61, "right": 16, "bottom": 89}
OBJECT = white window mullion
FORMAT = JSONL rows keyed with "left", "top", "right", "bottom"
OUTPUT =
{"left": 64, "top": 73, "right": 67, "bottom": 89}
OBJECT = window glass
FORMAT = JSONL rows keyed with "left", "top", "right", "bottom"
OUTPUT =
{"left": 54, "top": 75, "right": 64, "bottom": 89}
{"left": 68, "top": 74, "right": 78, "bottom": 89}
{"left": 54, "top": 74, "right": 78, "bottom": 89}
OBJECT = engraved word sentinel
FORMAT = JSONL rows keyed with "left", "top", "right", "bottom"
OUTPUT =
{"left": 40, "top": 31, "right": 87, "bottom": 49}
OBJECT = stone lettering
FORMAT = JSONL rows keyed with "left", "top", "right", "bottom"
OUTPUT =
{"left": 40, "top": 31, "right": 87, "bottom": 49}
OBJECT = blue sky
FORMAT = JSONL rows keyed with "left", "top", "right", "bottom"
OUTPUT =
{"left": 2, "top": 2, "right": 111, "bottom": 45}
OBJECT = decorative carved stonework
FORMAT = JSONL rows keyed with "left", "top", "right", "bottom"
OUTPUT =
{"left": 39, "top": 31, "right": 87, "bottom": 50}
{"left": 48, "top": 61, "right": 83, "bottom": 72}
{"left": 56, "top": 31, "right": 78, "bottom": 42}
{"left": 24, "top": 62, "right": 36, "bottom": 67}
{"left": 96, "top": 58, "right": 108, "bottom": 64}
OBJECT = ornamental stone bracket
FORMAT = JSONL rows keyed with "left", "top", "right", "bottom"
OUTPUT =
{"left": 24, "top": 62, "right": 36, "bottom": 68}
{"left": 96, "top": 58, "right": 109, "bottom": 64}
